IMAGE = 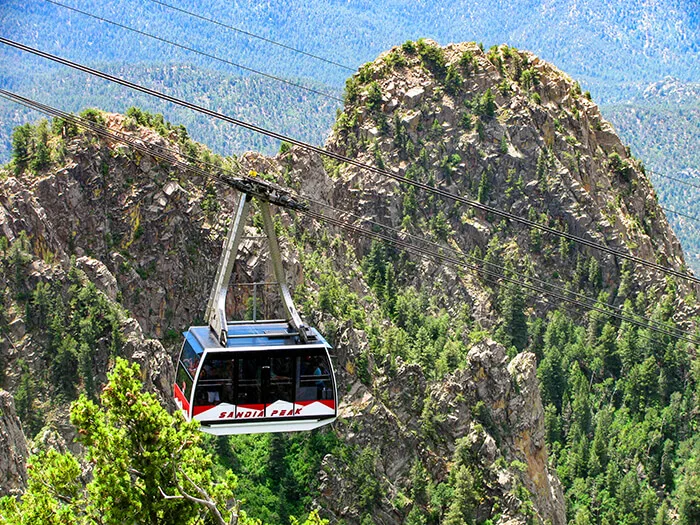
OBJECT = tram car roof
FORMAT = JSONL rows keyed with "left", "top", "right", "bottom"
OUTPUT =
{"left": 185, "top": 322, "right": 331, "bottom": 354}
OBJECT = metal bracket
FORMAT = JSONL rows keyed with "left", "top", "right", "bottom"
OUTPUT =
{"left": 206, "top": 192, "right": 308, "bottom": 345}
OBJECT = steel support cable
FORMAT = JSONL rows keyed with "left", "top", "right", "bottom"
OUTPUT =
{"left": 41, "top": 0, "right": 343, "bottom": 103}
{"left": 3, "top": 37, "right": 699, "bottom": 286}
{"left": 302, "top": 208, "right": 699, "bottom": 346}
{"left": 2, "top": 88, "right": 696, "bottom": 346}
{"left": 662, "top": 206, "right": 700, "bottom": 224}
{"left": 649, "top": 170, "right": 700, "bottom": 192}
{"left": 142, "top": 0, "right": 355, "bottom": 73}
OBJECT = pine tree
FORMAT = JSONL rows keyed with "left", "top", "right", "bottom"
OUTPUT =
{"left": 11, "top": 123, "right": 33, "bottom": 174}
{"left": 0, "top": 359, "right": 256, "bottom": 525}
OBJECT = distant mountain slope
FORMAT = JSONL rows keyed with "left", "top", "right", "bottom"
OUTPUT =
{"left": 603, "top": 78, "right": 700, "bottom": 274}
{"left": 0, "top": 63, "right": 339, "bottom": 159}
{"left": 2, "top": 0, "right": 699, "bottom": 95}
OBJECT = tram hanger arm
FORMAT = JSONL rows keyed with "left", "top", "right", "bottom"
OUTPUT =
{"left": 258, "top": 200, "right": 310, "bottom": 343}
{"left": 206, "top": 192, "right": 310, "bottom": 345}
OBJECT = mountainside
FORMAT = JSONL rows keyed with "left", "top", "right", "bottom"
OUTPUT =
{"left": 2, "top": 41, "right": 700, "bottom": 524}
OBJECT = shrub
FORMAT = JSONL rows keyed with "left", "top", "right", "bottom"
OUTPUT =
{"left": 416, "top": 39, "right": 447, "bottom": 76}
{"left": 459, "top": 50, "right": 478, "bottom": 73}
{"left": 365, "top": 81, "right": 383, "bottom": 111}
{"left": 79, "top": 108, "right": 105, "bottom": 126}
{"left": 402, "top": 40, "right": 417, "bottom": 54}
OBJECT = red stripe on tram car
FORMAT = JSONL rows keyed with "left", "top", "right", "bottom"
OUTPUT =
{"left": 235, "top": 404, "right": 265, "bottom": 418}
{"left": 296, "top": 400, "right": 336, "bottom": 409}
{"left": 173, "top": 383, "right": 190, "bottom": 412}
{"left": 193, "top": 404, "right": 216, "bottom": 416}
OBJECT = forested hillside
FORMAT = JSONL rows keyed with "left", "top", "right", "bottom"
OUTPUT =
{"left": 2, "top": 39, "right": 700, "bottom": 524}
{"left": 3, "top": 0, "right": 699, "bottom": 89}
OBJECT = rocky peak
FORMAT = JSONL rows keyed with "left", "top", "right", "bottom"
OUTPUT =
{"left": 326, "top": 39, "right": 696, "bottom": 311}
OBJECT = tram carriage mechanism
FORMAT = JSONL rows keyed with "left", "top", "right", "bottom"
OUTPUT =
{"left": 174, "top": 188, "right": 337, "bottom": 435}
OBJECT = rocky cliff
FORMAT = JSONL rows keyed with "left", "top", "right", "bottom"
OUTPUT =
{"left": 0, "top": 40, "right": 697, "bottom": 524}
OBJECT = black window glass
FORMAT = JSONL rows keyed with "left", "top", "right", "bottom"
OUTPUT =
{"left": 179, "top": 340, "right": 200, "bottom": 378}
{"left": 194, "top": 354, "right": 234, "bottom": 406}
{"left": 270, "top": 356, "right": 293, "bottom": 403}
{"left": 236, "top": 356, "right": 264, "bottom": 405}
{"left": 176, "top": 361, "right": 193, "bottom": 400}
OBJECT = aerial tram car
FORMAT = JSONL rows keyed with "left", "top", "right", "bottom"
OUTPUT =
{"left": 174, "top": 185, "right": 337, "bottom": 435}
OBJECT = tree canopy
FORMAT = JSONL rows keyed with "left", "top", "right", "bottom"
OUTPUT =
{"left": 0, "top": 358, "right": 327, "bottom": 525}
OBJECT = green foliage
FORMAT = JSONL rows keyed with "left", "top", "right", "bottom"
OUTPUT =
{"left": 13, "top": 359, "right": 44, "bottom": 436}
{"left": 279, "top": 141, "right": 292, "bottom": 155}
{"left": 443, "top": 438, "right": 489, "bottom": 524}
{"left": 677, "top": 452, "right": 700, "bottom": 524}
{"left": 51, "top": 116, "right": 79, "bottom": 138}
{"left": 10, "top": 120, "right": 52, "bottom": 175}
{"left": 477, "top": 170, "right": 490, "bottom": 203}
{"left": 1, "top": 248, "right": 126, "bottom": 413}
{"left": 212, "top": 431, "right": 339, "bottom": 523}
{"left": 519, "top": 67, "right": 540, "bottom": 90}
{"left": 469, "top": 88, "right": 496, "bottom": 119}
{"left": 487, "top": 45, "right": 504, "bottom": 73}
{"left": 125, "top": 106, "right": 175, "bottom": 137}
{"left": 499, "top": 135, "right": 508, "bottom": 154}
{"left": 344, "top": 76, "right": 361, "bottom": 105}
{"left": 29, "top": 120, "right": 51, "bottom": 173}
{"left": 348, "top": 447, "right": 384, "bottom": 512}
{"left": 460, "top": 111, "right": 474, "bottom": 130}
{"left": 402, "top": 40, "right": 417, "bottom": 54}
{"left": 200, "top": 183, "right": 221, "bottom": 216}
{"left": 365, "top": 81, "right": 383, "bottom": 111}
{"left": 459, "top": 50, "right": 478, "bottom": 74}
{"left": 383, "top": 49, "right": 407, "bottom": 68}
{"left": 78, "top": 108, "right": 106, "bottom": 126}
{"left": 444, "top": 64, "right": 464, "bottom": 94}
{"left": 362, "top": 240, "right": 399, "bottom": 317}
{"left": 603, "top": 99, "right": 700, "bottom": 275}
{"left": 0, "top": 359, "right": 250, "bottom": 525}
{"left": 531, "top": 294, "right": 699, "bottom": 524}
{"left": 495, "top": 280, "right": 528, "bottom": 353}
{"left": 608, "top": 151, "right": 634, "bottom": 183}
{"left": 416, "top": 39, "right": 447, "bottom": 77}
{"left": 10, "top": 123, "right": 32, "bottom": 173}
